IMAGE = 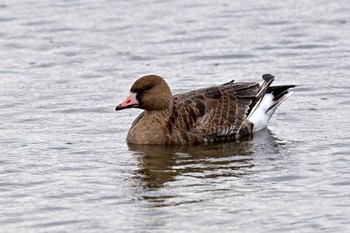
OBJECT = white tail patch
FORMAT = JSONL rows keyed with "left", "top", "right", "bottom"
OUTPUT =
{"left": 248, "top": 92, "right": 293, "bottom": 132}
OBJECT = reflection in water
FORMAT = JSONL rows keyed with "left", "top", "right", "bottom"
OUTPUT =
{"left": 129, "top": 139, "right": 254, "bottom": 190}
{"left": 128, "top": 129, "right": 281, "bottom": 207}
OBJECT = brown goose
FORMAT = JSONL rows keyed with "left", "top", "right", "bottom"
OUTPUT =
{"left": 115, "top": 74, "right": 295, "bottom": 145}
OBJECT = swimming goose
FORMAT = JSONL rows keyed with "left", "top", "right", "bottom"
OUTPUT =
{"left": 115, "top": 74, "right": 294, "bottom": 145}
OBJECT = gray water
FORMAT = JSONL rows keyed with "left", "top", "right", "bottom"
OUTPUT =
{"left": 1, "top": 0, "right": 350, "bottom": 232}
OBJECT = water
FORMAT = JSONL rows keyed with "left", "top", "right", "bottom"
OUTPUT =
{"left": 1, "top": 0, "right": 350, "bottom": 232}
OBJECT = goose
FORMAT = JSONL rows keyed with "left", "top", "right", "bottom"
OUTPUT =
{"left": 115, "top": 74, "right": 294, "bottom": 145}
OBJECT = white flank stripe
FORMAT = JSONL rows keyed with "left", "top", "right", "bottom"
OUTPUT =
{"left": 248, "top": 93, "right": 274, "bottom": 132}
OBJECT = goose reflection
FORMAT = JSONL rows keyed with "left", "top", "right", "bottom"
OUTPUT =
{"left": 128, "top": 128, "right": 281, "bottom": 190}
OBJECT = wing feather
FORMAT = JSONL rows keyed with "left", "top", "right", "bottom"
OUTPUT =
{"left": 168, "top": 81, "right": 260, "bottom": 143}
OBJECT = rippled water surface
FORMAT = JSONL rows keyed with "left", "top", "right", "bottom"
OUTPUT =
{"left": 1, "top": 0, "right": 350, "bottom": 232}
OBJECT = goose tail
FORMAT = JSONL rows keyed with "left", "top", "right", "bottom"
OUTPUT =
{"left": 247, "top": 74, "right": 295, "bottom": 132}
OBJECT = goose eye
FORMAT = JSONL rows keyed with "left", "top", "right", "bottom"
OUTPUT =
{"left": 144, "top": 85, "right": 152, "bottom": 91}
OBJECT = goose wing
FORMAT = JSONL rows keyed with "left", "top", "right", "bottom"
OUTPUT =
{"left": 169, "top": 81, "right": 260, "bottom": 143}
